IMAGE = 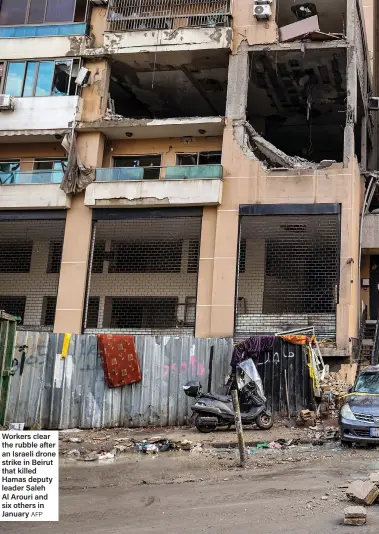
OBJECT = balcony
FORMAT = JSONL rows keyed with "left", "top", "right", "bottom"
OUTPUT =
{"left": 0, "top": 96, "right": 79, "bottom": 141}
{"left": 0, "top": 168, "right": 68, "bottom": 209}
{"left": 85, "top": 165, "right": 224, "bottom": 207}
{"left": 101, "top": 0, "right": 232, "bottom": 54}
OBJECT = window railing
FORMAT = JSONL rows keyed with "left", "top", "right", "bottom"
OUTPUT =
{"left": 0, "top": 170, "right": 64, "bottom": 185}
{"left": 107, "top": 0, "right": 231, "bottom": 32}
{"left": 95, "top": 164, "right": 223, "bottom": 181}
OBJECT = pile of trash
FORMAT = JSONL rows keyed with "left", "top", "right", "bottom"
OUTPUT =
{"left": 133, "top": 436, "right": 192, "bottom": 454}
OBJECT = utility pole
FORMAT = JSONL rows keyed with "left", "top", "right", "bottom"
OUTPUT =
{"left": 231, "top": 388, "right": 247, "bottom": 467}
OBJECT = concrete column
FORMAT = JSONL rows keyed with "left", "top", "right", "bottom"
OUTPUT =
{"left": 225, "top": 44, "right": 249, "bottom": 121}
{"left": 54, "top": 132, "right": 105, "bottom": 333}
{"left": 195, "top": 207, "right": 217, "bottom": 338}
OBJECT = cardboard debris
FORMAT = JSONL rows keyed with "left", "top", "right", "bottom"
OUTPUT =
{"left": 346, "top": 480, "right": 379, "bottom": 505}
{"left": 279, "top": 15, "right": 320, "bottom": 42}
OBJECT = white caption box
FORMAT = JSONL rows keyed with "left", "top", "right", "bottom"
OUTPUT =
{"left": 0, "top": 431, "right": 59, "bottom": 521}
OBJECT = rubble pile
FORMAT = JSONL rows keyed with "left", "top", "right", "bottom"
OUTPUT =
{"left": 319, "top": 373, "right": 350, "bottom": 417}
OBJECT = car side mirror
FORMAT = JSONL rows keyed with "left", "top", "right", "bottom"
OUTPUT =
{"left": 348, "top": 386, "right": 353, "bottom": 394}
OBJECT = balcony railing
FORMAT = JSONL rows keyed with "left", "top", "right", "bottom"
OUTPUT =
{"left": 107, "top": 0, "right": 231, "bottom": 32}
{"left": 0, "top": 170, "right": 64, "bottom": 185}
{"left": 95, "top": 164, "right": 223, "bottom": 181}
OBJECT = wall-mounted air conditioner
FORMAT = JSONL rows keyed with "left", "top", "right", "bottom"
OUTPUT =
{"left": 0, "top": 95, "right": 14, "bottom": 111}
{"left": 254, "top": 0, "right": 272, "bottom": 20}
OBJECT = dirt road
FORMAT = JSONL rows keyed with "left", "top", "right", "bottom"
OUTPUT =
{"left": 3, "top": 443, "right": 379, "bottom": 533}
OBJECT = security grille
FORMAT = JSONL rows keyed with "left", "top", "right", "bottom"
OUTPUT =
{"left": 84, "top": 216, "right": 202, "bottom": 335}
{"left": 0, "top": 220, "right": 65, "bottom": 331}
{"left": 107, "top": 0, "right": 231, "bottom": 32}
{"left": 235, "top": 214, "right": 340, "bottom": 339}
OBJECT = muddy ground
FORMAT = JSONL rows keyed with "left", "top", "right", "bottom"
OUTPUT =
{"left": 4, "top": 437, "right": 379, "bottom": 533}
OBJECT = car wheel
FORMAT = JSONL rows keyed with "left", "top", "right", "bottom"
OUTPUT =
{"left": 341, "top": 440, "right": 353, "bottom": 448}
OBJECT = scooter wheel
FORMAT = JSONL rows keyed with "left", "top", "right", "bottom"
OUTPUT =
{"left": 256, "top": 412, "right": 273, "bottom": 430}
{"left": 195, "top": 415, "right": 217, "bottom": 433}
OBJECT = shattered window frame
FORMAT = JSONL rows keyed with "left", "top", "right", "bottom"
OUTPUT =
{"left": 176, "top": 151, "right": 222, "bottom": 166}
{"left": 3, "top": 58, "right": 81, "bottom": 97}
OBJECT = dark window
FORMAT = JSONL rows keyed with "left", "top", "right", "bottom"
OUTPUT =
{"left": 0, "top": 242, "right": 32, "bottom": 272}
{"left": 41, "top": 296, "right": 56, "bottom": 327}
{"left": 91, "top": 241, "right": 105, "bottom": 273}
{"left": 52, "top": 60, "right": 71, "bottom": 96}
{"left": 187, "top": 240, "right": 200, "bottom": 273}
{"left": 239, "top": 239, "right": 246, "bottom": 274}
{"left": 114, "top": 155, "right": 162, "bottom": 180}
{"left": 0, "top": 0, "right": 28, "bottom": 25}
{"left": 176, "top": 152, "right": 222, "bottom": 165}
{"left": 184, "top": 297, "right": 196, "bottom": 326}
{"left": 47, "top": 241, "right": 63, "bottom": 274}
{"left": 45, "top": 0, "right": 75, "bottom": 23}
{"left": 28, "top": 0, "right": 46, "bottom": 24}
{"left": 86, "top": 297, "right": 100, "bottom": 328}
{"left": 105, "top": 297, "right": 178, "bottom": 329}
{"left": 0, "top": 296, "right": 26, "bottom": 324}
{"left": 109, "top": 240, "right": 182, "bottom": 273}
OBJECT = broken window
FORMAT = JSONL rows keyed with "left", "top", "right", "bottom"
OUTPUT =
{"left": 113, "top": 155, "right": 162, "bottom": 179}
{"left": 4, "top": 59, "right": 80, "bottom": 97}
{"left": 0, "top": 0, "right": 88, "bottom": 25}
{"left": 33, "top": 159, "right": 67, "bottom": 183}
{"left": 0, "top": 160, "right": 21, "bottom": 184}
{"left": 176, "top": 152, "right": 222, "bottom": 165}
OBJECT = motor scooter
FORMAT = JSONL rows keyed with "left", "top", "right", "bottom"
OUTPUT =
{"left": 183, "top": 359, "right": 273, "bottom": 433}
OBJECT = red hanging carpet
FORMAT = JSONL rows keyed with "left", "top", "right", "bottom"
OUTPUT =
{"left": 97, "top": 334, "right": 142, "bottom": 388}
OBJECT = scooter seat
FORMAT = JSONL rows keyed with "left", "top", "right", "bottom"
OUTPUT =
{"left": 204, "top": 393, "right": 232, "bottom": 403}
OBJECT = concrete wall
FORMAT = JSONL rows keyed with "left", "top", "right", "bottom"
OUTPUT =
{"left": 99, "top": 27, "right": 232, "bottom": 54}
{"left": 195, "top": 122, "right": 363, "bottom": 355}
{"left": 85, "top": 179, "right": 223, "bottom": 208}
{"left": 0, "top": 35, "right": 88, "bottom": 60}
{"left": 362, "top": 214, "right": 379, "bottom": 248}
{"left": 0, "top": 184, "right": 70, "bottom": 210}
{"left": 0, "top": 96, "right": 79, "bottom": 133}
{"left": 0, "top": 143, "right": 65, "bottom": 161}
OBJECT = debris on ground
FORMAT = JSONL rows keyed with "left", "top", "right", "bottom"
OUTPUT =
{"left": 296, "top": 410, "right": 316, "bottom": 427}
{"left": 319, "top": 374, "right": 350, "bottom": 417}
{"left": 344, "top": 506, "right": 367, "bottom": 526}
{"left": 98, "top": 452, "right": 115, "bottom": 460}
{"left": 346, "top": 480, "right": 379, "bottom": 505}
{"left": 368, "top": 472, "right": 379, "bottom": 487}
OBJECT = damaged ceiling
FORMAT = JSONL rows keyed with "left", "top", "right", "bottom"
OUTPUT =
{"left": 109, "top": 49, "right": 229, "bottom": 119}
{"left": 247, "top": 48, "right": 348, "bottom": 162}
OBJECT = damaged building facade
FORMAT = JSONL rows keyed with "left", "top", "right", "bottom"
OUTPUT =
{"left": 0, "top": 0, "right": 377, "bottom": 362}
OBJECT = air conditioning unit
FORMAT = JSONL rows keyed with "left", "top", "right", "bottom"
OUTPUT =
{"left": 0, "top": 95, "right": 14, "bottom": 111}
{"left": 368, "top": 97, "right": 379, "bottom": 111}
{"left": 254, "top": 2, "right": 272, "bottom": 20}
{"left": 75, "top": 67, "right": 91, "bottom": 87}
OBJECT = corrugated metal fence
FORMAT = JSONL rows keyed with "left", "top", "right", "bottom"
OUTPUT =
{"left": 4, "top": 333, "right": 312, "bottom": 429}
{"left": 5, "top": 333, "right": 232, "bottom": 429}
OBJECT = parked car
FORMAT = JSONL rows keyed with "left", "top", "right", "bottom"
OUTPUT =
{"left": 340, "top": 365, "right": 379, "bottom": 445}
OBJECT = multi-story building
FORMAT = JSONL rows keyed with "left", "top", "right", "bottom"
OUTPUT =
{"left": 0, "top": 0, "right": 377, "bottom": 362}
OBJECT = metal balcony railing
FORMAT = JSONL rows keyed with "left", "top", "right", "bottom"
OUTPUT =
{"left": 107, "top": 0, "right": 231, "bottom": 32}
{"left": 0, "top": 170, "right": 64, "bottom": 185}
{"left": 96, "top": 164, "right": 223, "bottom": 181}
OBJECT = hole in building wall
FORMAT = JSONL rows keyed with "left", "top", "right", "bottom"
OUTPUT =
{"left": 247, "top": 49, "right": 347, "bottom": 163}
{"left": 108, "top": 52, "right": 228, "bottom": 119}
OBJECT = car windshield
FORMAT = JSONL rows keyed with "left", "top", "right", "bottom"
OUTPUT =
{"left": 355, "top": 373, "right": 379, "bottom": 394}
